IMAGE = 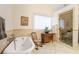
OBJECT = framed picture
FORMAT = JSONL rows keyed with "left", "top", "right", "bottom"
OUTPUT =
{"left": 21, "top": 16, "right": 28, "bottom": 26}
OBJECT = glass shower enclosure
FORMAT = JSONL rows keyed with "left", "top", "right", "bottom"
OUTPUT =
{"left": 59, "top": 10, "right": 73, "bottom": 46}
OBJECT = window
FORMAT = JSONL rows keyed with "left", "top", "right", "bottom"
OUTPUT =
{"left": 59, "top": 19, "right": 64, "bottom": 29}
{"left": 34, "top": 15, "right": 52, "bottom": 30}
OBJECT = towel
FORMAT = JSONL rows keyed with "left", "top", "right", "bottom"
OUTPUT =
{"left": 0, "top": 16, "right": 7, "bottom": 40}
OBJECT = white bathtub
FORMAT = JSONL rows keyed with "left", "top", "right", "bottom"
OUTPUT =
{"left": 3, "top": 37, "right": 35, "bottom": 54}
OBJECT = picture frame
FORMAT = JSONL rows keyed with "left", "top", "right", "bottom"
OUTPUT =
{"left": 21, "top": 16, "right": 28, "bottom": 26}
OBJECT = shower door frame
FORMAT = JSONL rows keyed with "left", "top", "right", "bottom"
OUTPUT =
{"left": 55, "top": 5, "right": 78, "bottom": 49}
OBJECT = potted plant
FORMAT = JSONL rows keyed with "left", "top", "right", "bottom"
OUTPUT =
{"left": 44, "top": 27, "right": 50, "bottom": 34}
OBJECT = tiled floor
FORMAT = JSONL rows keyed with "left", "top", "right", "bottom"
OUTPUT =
{"left": 32, "top": 41, "right": 79, "bottom": 54}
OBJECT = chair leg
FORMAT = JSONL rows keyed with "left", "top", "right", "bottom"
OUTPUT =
{"left": 35, "top": 44, "right": 39, "bottom": 50}
{"left": 39, "top": 42, "right": 43, "bottom": 47}
{"left": 40, "top": 44, "right": 42, "bottom": 47}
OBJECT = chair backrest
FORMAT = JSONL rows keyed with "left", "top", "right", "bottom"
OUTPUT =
{"left": 31, "top": 32, "right": 38, "bottom": 43}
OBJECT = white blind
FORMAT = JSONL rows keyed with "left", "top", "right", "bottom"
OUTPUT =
{"left": 34, "top": 15, "right": 51, "bottom": 29}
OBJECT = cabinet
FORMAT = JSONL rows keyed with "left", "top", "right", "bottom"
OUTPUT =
{"left": 41, "top": 33, "right": 53, "bottom": 43}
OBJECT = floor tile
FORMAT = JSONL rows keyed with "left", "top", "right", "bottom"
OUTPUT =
{"left": 32, "top": 41, "right": 79, "bottom": 54}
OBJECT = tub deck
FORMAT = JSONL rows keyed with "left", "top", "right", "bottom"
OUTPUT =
{"left": 3, "top": 37, "right": 35, "bottom": 54}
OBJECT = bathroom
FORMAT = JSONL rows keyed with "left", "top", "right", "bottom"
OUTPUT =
{"left": 0, "top": 4, "right": 79, "bottom": 54}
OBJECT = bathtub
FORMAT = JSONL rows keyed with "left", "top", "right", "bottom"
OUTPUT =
{"left": 3, "top": 37, "right": 35, "bottom": 54}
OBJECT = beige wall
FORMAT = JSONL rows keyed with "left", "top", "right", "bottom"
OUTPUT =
{"left": 12, "top": 4, "right": 55, "bottom": 39}
{"left": 13, "top": 4, "right": 53, "bottom": 29}
{"left": 0, "top": 4, "right": 64, "bottom": 30}
{"left": 0, "top": 5, "right": 14, "bottom": 31}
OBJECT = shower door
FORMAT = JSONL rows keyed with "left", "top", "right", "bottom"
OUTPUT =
{"left": 59, "top": 10, "right": 73, "bottom": 46}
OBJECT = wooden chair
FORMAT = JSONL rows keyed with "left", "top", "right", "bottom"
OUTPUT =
{"left": 31, "top": 32, "right": 42, "bottom": 50}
